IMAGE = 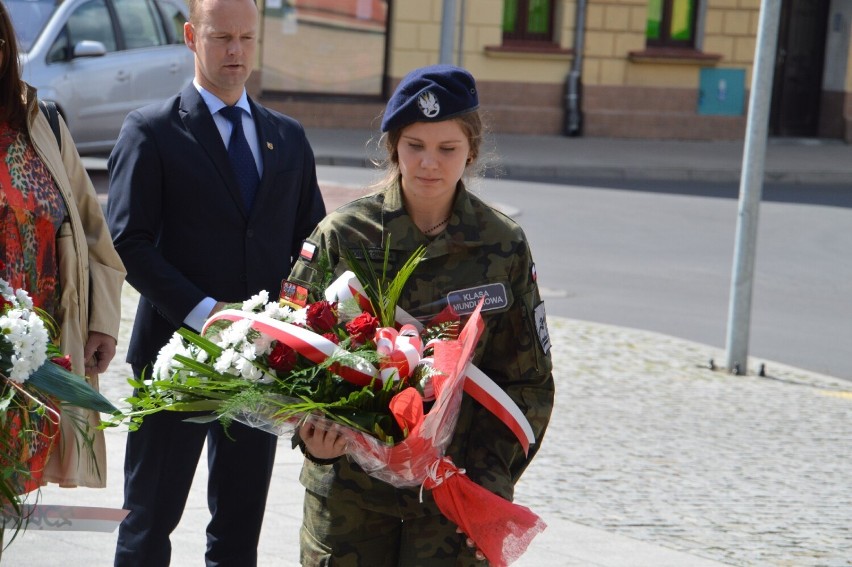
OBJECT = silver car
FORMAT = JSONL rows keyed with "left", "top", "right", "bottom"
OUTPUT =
{"left": 8, "top": 0, "right": 194, "bottom": 154}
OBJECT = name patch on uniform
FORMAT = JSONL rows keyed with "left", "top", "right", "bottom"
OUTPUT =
{"left": 534, "top": 301, "right": 551, "bottom": 354}
{"left": 349, "top": 247, "right": 398, "bottom": 264}
{"left": 447, "top": 283, "right": 508, "bottom": 315}
{"left": 300, "top": 241, "right": 317, "bottom": 262}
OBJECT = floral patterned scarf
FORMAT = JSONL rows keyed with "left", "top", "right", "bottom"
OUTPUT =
{"left": 0, "top": 123, "right": 66, "bottom": 320}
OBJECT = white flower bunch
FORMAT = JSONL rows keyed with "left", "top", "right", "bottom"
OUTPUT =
{"left": 152, "top": 333, "right": 203, "bottom": 382}
{"left": 153, "top": 290, "right": 297, "bottom": 386}
{"left": 0, "top": 279, "right": 49, "bottom": 383}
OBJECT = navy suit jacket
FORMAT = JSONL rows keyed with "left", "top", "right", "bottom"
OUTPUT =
{"left": 107, "top": 85, "right": 326, "bottom": 369}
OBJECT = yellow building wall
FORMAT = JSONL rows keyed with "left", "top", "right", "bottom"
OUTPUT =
{"left": 389, "top": 0, "right": 576, "bottom": 84}
{"left": 258, "top": 0, "right": 852, "bottom": 139}
{"left": 581, "top": 0, "right": 760, "bottom": 89}
{"left": 386, "top": 0, "right": 763, "bottom": 89}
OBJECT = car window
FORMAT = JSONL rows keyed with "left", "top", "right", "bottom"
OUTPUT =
{"left": 154, "top": 0, "right": 188, "bottom": 45}
{"left": 6, "top": 0, "right": 59, "bottom": 52}
{"left": 65, "top": 0, "right": 118, "bottom": 52}
{"left": 113, "top": 0, "right": 167, "bottom": 49}
{"left": 46, "top": 27, "right": 71, "bottom": 63}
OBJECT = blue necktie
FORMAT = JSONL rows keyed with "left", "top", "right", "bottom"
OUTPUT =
{"left": 219, "top": 105, "right": 259, "bottom": 210}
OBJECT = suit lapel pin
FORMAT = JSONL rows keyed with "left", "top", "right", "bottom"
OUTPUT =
{"left": 266, "top": 142, "right": 274, "bottom": 150}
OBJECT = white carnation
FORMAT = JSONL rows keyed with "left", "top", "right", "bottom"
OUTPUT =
{"left": 242, "top": 290, "right": 270, "bottom": 312}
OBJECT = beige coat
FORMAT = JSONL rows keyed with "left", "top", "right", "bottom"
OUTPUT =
{"left": 22, "top": 84, "right": 126, "bottom": 487}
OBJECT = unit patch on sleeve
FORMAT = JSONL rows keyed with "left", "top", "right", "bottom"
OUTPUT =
{"left": 279, "top": 280, "right": 309, "bottom": 310}
{"left": 447, "top": 283, "right": 509, "bottom": 315}
{"left": 534, "top": 301, "right": 551, "bottom": 354}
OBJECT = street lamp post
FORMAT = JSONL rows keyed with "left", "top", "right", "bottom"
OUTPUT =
{"left": 439, "top": 0, "right": 458, "bottom": 65}
{"left": 725, "top": 0, "right": 783, "bottom": 375}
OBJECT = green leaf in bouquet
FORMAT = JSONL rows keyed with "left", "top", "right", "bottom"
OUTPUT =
{"left": 183, "top": 414, "right": 222, "bottom": 424}
{"left": 342, "top": 240, "right": 427, "bottom": 327}
{"left": 26, "top": 362, "right": 117, "bottom": 414}
{"left": 176, "top": 327, "right": 224, "bottom": 357}
{"left": 166, "top": 400, "right": 225, "bottom": 412}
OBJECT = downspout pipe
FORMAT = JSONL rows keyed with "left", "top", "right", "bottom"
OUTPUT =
{"left": 565, "top": 0, "right": 588, "bottom": 136}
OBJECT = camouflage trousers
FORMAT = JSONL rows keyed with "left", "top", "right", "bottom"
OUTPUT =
{"left": 299, "top": 487, "right": 486, "bottom": 566}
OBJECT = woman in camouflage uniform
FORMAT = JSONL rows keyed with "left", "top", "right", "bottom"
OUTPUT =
{"left": 288, "top": 65, "right": 555, "bottom": 566}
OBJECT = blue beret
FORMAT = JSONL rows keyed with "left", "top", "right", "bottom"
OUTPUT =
{"left": 381, "top": 64, "right": 479, "bottom": 132}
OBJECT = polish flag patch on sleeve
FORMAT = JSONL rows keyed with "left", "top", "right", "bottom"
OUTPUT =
{"left": 300, "top": 240, "right": 317, "bottom": 262}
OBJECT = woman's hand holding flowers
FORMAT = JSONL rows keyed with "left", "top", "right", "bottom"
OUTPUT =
{"left": 299, "top": 415, "right": 347, "bottom": 463}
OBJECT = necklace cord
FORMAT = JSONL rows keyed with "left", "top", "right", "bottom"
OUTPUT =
{"left": 422, "top": 215, "right": 451, "bottom": 234}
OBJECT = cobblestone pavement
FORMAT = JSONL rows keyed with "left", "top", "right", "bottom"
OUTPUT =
{"left": 515, "top": 317, "right": 852, "bottom": 567}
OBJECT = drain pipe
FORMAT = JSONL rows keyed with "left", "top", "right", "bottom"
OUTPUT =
{"left": 565, "top": 0, "right": 588, "bottom": 136}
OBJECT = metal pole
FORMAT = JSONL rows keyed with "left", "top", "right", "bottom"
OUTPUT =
{"left": 725, "top": 0, "right": 782, "bottom": 375}
{"left": 439, "top": 0, "right": 458, "bottom": 65}
{"left": 566, "top": 0, "right": 588, "bottom": 136}
{"left": 457, "top": 0, "right": 466, "bottom": 67}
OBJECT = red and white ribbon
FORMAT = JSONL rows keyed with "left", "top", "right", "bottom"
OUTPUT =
{"left": 203, "top": 310, "right": 380, "bottom": 387}
{"left": 325, "top": 271, "right": 537, "bottom": 454}
{"left": 375, "top": 324, "right": 424, "bottom": 382}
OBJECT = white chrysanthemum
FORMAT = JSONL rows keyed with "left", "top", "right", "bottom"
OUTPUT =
{"left": 263, "top": 301, "right": 293, "bottom": 321}
{"left": 0, "top": 308, "right": 48, "bottom": 383}
{"left": 252, "top": 332, "right": 274, "bottom": 357}
{"left": 240, "top": 342, "right": 257, "bottom": 362}
{"left": 288, "top": 308, "right": 308, "bottom": 326}
{"left": 218, "top": 318, "right": 253, "bottom": 349}
{"left": 195, "top": 349, "right": 209, "bottom": 364}
{"left": 153, "top": 334, "right": 192, "bottom": 381}
{"left": 15, "top": 289, "right": 34, "bottom": 310}
{"left": 0, "top": 279, "right": 14, "bottom": 300}
{"left": 235, "top": 356, "right": 263, "bottom": 381}
{"left": 213, "top": 348, "right": 240, "bottom": 375}
{"left": 242, "top": 290, "right": 270, "bottom": 312}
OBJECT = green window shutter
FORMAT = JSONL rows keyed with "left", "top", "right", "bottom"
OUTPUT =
{"left": 671, "top": 0, "right": 695, "bottom": 40}
{"left": 647, "top": 0, "right": 662, "bottom": 39}
{"left": 503, "top": 0, "right": 519, "bottom": 33}
{"left": 527, "top": 0, "right": 550, "bottom": 34}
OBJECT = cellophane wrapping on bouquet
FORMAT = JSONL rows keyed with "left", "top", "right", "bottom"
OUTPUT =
{"left": 219, "top": 297, "right": 477, "bottom": 487}
{"left": 225, "top": 299, "right": 545, "bottom": 566}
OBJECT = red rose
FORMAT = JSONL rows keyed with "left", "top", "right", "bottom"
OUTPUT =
{"left": 306, "top": 301, "right": 338, "bottom": 333}
{"left": 345, "top": 312, "right": 379, "bottom": 347}
{"left": 51, "top": 354, "right": 73, "bottom": 372}
{"left": 322, "top": 332, "right": 340, "bottom": 345}
{"left": 267, "top": 342, "right": 298, "bottom": 373}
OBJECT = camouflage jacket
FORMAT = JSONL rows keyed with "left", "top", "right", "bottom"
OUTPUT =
{"left": 288, "top": 180, "right": 555, "bottom": 513}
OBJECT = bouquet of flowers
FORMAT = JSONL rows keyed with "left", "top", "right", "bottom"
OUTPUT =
{"left": 108, "top": 248, "right": 544, "bottom": 566}
{"left": 0, "top": 274, "right": 118, "bottom": 546}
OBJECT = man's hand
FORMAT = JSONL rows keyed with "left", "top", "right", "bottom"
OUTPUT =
{"left": 209, "top": 301, "right": 227, "bottom": 318}
{"left": 83, "top": 331, "right": 117, "bottom": 373}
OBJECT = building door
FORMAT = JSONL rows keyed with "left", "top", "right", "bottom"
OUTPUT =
{"left": 769, "top": 0, "right": 829, "bottom": 137}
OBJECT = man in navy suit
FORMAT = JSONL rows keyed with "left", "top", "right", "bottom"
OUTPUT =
{"left": 106, "top": 0, "right": 325, "bottom": 564}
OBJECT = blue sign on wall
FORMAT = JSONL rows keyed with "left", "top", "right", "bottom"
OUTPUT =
{"left": 698, "top": 68, "right": 746, "bottom": 116}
